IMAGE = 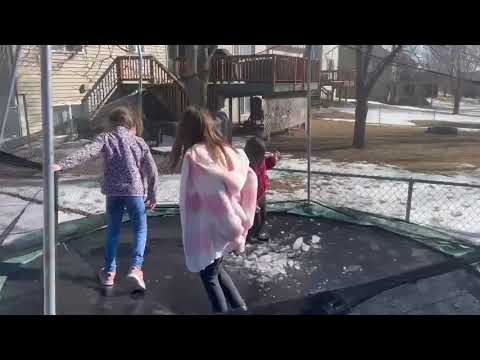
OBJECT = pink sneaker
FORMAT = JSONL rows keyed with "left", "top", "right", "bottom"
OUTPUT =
{"left": 98, "top": 268, "right": 116, "bottom": 287}
{"left": 127, "top": 267, "right": 146, "bottom": 291}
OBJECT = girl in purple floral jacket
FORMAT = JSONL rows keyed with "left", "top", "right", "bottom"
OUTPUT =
{"left": 54, "top": 107, "right": 159, "bottom": 291}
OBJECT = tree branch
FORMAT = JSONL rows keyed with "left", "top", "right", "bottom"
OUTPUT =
{"left": 365, "top": 45, "right": 403, "bottom": 94}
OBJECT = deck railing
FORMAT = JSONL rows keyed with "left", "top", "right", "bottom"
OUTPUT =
{"left": 82, "top": 55, "right": 188, "bottom": 118}
{"left": 209, "top": 54, "right": 355, "bottom": 88}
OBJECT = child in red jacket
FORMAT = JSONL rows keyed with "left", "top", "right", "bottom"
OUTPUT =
{"left": 244, "top": 136, "right": 280, "bottom": 242}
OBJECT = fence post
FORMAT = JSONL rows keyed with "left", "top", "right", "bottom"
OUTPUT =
{"left": 406, "top": 178, "right": 414, "bottom": 223}
{"left": 272, "top": 55, "right": 276, "bottom": 87}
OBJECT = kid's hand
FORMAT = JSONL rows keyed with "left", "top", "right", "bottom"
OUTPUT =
{"left": 274, "top": 151, "right": 281, "bottom": 160}
{"left": 145, "top": 200, "right": 156, "bottom": 210}
{"left": 52, "top": 164, "right": 62, "bottom": 172}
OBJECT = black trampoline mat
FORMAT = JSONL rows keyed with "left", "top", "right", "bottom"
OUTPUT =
{"left": 2, "top": 213, "right": 478, "bottom": 315}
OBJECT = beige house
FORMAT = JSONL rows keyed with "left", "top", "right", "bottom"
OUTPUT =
{"left": 11, "top": 45, "right": 168, "bottom": 137}
{"left": 3, "top": 45, "right": 271, "bottom": 141}
{"left": 1, "top": 44, "right": 347, "bottom": 144}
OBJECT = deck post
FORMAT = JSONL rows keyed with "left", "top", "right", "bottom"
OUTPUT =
{"left": 237, "top": 97, "right": 241, "bottom": 126}
{"left": 137, "top": 45, "right": 143, "bottom": 129}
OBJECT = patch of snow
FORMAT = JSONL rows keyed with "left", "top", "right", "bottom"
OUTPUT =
{"left": 301, "top": 243, "right": 311, "bottom": 252}
{"left": 292, "top": 237, "right": 304, "bottom": 250}
{"left": 311, "top": 235, "right": 321, "bottom": 244}
{"left": 316, "top": 99, "right": 480, "bottom": 127}
{"left": 342, "top": 265, "right": 363, "bottom": 274}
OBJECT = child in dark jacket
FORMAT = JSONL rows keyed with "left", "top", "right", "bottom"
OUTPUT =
{"left": 244, "top": 136, "right": 280, "bottom": 242}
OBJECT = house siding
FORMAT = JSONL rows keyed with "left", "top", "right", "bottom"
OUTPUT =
{"left": 15, "top": 45, "right": 167, "bottom": 134}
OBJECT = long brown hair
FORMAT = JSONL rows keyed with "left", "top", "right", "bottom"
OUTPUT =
{"left": 169, "top": 105, "right": 234, "bottom": 171}
{"left": 109, "top": 106, "right": 135, "bottom": 130}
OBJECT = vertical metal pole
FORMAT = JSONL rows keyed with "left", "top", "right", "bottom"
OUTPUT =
{"left": 405, "top": 178, "right": 414, "bottom": 223}
{"left": 0, "top": 45, "right": 22, "bottom": 145}
{"left": 22, "top": 95, "right": 33, "bottom": 158}
{"left": 41, "top": 45, "right": 56, "bottom": 315}
{"left": 431, "top": 82, "right": 434, "bottom": 107}
{"left": 137, "top": 45, "right": 143, "bottom": 131}
{"left": 306, "top": 45, "right": 312, "bottom": 205}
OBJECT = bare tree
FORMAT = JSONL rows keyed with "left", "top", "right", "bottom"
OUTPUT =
{"left": 426, "top": 45, "right": 480, "bottom": 114}
{"left": 352, "top": 45, "right": 403, "bottom": 149}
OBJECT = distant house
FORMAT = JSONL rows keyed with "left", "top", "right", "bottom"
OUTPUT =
{"left": 460, "top": 71, "right": 480, "bottom": 98}
{"left": 337, "top": 45, "right": 394, "bottom": 102}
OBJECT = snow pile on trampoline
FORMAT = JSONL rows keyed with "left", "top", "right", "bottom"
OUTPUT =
{"left": 228, "top": 234, "right": 322, "bottom": 284}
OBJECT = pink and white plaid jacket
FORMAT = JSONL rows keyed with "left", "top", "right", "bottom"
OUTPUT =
{"left": 179, "top": 143, "right": 258, "bottom": 272}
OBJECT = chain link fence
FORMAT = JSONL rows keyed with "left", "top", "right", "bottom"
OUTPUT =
{"left": 270, "top": 168, "right": 480, "bottom": 234}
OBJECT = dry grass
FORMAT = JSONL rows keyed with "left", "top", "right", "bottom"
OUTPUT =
{"left": 267, "top": 118, "right": 480, "bottom": 173}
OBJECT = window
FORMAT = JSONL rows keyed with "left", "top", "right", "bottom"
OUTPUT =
{"left": 128, "top": 45, "right": 145, "bottom": 53}
{"left": 239, "top": 97, "right": 250, "bottom": 115}
{"left": 51, "top": 45, "right": 83, "bottom": 52}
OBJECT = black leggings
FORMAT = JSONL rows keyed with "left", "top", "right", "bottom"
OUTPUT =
{"left": 199, "top": 257, "right": 246, "bottom": 313}
{"left": 248, "top": 198, "right": 266, "bottom": 240}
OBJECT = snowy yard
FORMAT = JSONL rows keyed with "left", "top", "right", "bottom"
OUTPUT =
{"left": 315, "top": 98, "right": 480, "bottom": 128}
{"left": 268, "top": 155, "right": 480, "bottom": 238}
{"left": 2, "top": 152, "right": 479, "bottom": 247}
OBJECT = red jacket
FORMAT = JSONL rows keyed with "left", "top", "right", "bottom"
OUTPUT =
{"left": 251, "top": 155, "right": 277, "bottom": 202}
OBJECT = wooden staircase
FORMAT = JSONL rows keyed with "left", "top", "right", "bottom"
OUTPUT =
{"left": 81, "top": 55, "right": 188, "bottom": 120}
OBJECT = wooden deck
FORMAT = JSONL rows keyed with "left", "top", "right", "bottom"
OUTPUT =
{"left": 208, "top": 54, "right": 355, "bottom": 87}
{"left": 82, "top": 54, "right": 356, "bottom": 119}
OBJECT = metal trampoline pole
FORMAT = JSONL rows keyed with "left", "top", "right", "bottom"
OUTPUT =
{"left": 41, "top": 45, "right": 56, "bottom": 315}
{"left": 137, "top": 45, "right": 143, "bottom": 130}
{"left": 306, "top": 45, "right": 312, "bottom": 205}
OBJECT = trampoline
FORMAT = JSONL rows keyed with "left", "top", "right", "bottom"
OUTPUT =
{"left": 3, "top": 45, "right": 480, "bottom": 315}
{"left": 2, "top": 197, "right": 480, "bottom": 315}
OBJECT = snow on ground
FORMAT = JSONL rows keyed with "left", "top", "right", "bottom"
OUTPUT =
{"left": 268, "top": 155, "right": 480, "bottom": 240}
{"left": 316, "top": 99, "right": 480, "bottom": 127}
{"left": 0, "top": 193, "right": 83, "bottom": 248}
{"left": 2, "top": 150, "right": 480, "bottom": 244}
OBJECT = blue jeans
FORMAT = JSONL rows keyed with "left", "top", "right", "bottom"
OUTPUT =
{"left": 105, "top": 196, "right": 147, "bottom": 273}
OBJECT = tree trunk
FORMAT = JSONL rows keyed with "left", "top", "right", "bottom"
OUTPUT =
{"left": 453, "top": 75, "right": 462, "bottom": 114}
{"left": 353, "top": 94, "right": 368, "bottom": 148}
{"left": 182, "top": 45, "right": 216, "bottom": 108}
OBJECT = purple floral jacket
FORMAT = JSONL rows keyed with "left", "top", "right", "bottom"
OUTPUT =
{"left": 58, "top": 126, "right": 159, "bottom": 202}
